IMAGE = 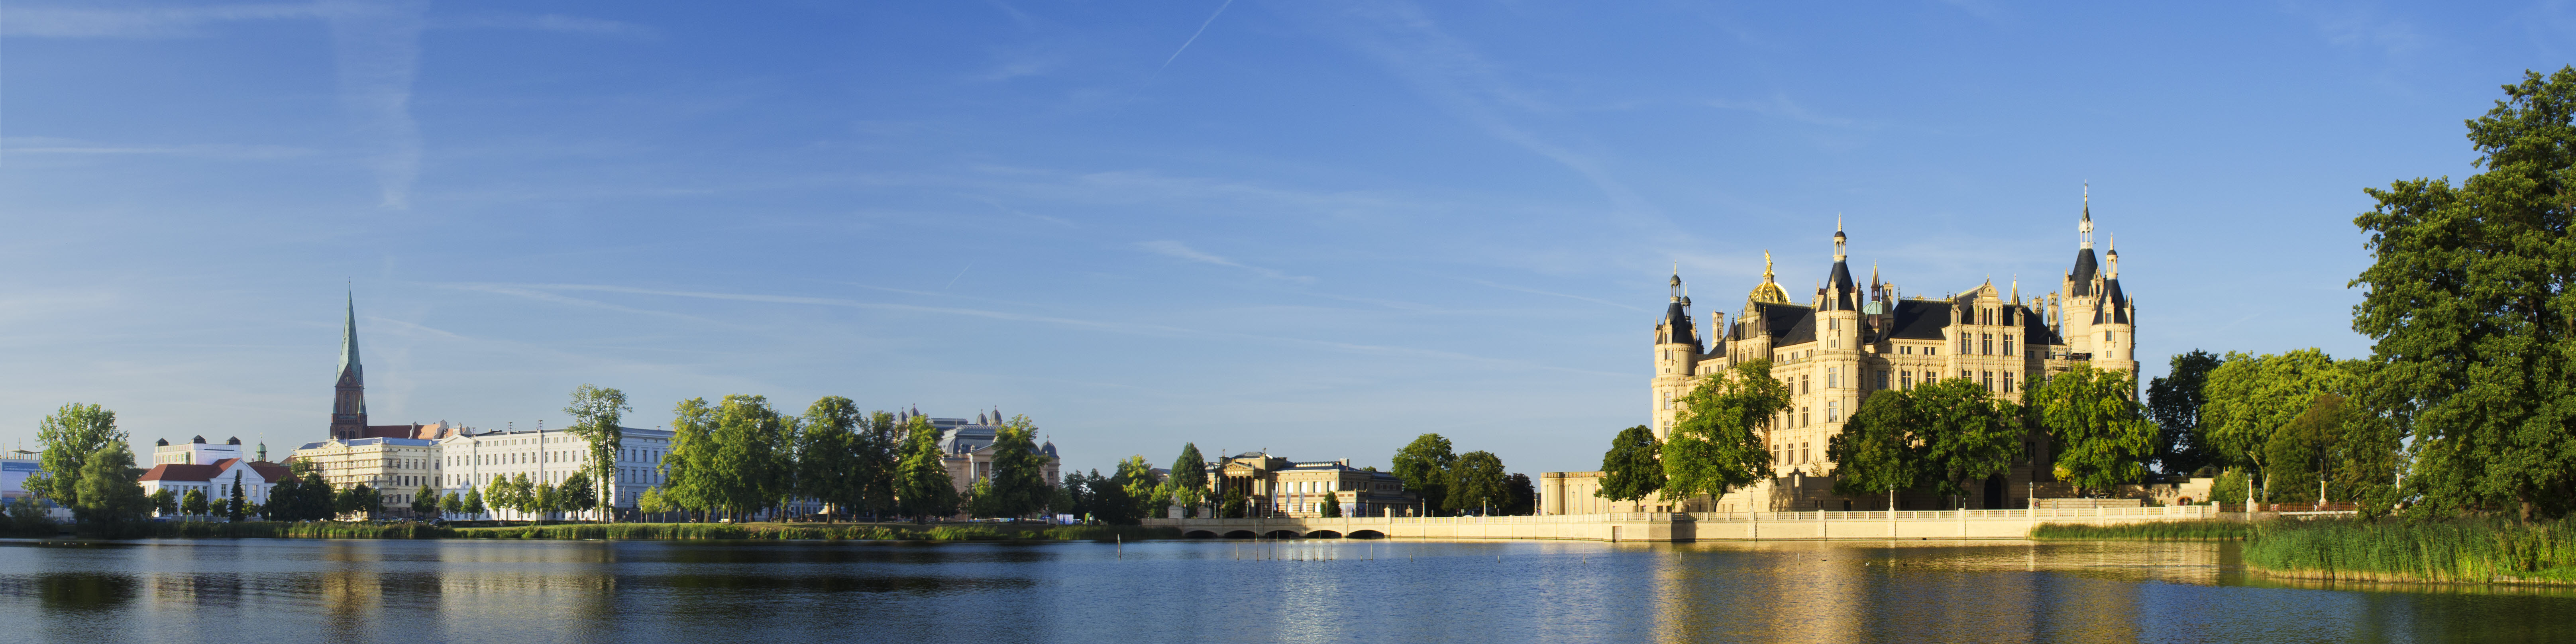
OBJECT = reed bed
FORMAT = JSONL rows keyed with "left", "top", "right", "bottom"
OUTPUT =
{"left": 52, "top": 520, "right": 1183, "bottom": 542}
{"left": 2029, "top": 520, "right": 2252, "bottom": 541}
{"left": 2243, "top": 518, "right": 2576, "bottom": 585}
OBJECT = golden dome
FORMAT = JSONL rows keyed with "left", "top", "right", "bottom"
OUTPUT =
{"left": 1748, "top": 250, "right": 1790, "bottom": 304}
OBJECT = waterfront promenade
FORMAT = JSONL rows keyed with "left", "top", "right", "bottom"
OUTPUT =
{"left": 1145, "top": 505, "right": 2217, "bottom": 542}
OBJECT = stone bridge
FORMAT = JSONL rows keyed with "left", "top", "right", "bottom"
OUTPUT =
{"left": 1143, "top": 505, "right": 2218, "bottom": 542}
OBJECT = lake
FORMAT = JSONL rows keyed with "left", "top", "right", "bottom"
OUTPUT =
{"left": 2, "top": 537, "right": 2568, "bottom": 643}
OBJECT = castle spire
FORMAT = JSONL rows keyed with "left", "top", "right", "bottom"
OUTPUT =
{"left": 2080, "top": 183, "right": 2094, "bottom": 249}
{"left": 2107, "top": 233, "right": 2119, "bottom": 278}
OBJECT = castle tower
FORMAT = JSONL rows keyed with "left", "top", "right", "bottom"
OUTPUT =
{"left": 2093, "top": 235, "right": 2139, "bottom": 375}
{"left": 1650, "top": 270, "right": 1703, "bottom": 439}
{"left": 2060, "top": 186, "right": 2105, "bottom": 359}
{"left": 329, "top": 289, "right": 369, "bottom": 440}
{"left": 1810, "top": 222, "right": 1865, "bottom": 477}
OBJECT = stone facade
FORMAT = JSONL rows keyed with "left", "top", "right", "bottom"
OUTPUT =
{"left": 1206, "top": 452, "right": 1417, "bottom": 518}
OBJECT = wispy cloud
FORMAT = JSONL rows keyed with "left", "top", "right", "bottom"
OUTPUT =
{"left": 450, "top": 282, "right": 1624, "bottom": 377}
{"left": 432, "top": 13, "right": 654, "bottom": 37}
{"left": 1465, "top": 278, "right": 1647, "bottom": 312}
{"left": 1706, "top": 94, "right": 1875, "bottom": 129}
{"left": 326, "top": 0, "right": 429, "bottom": 210}
{"left": 1136, "top": 240, "right": 1314, "bottom": 282}
{"left": 0, "top": 4, "right": 316, "bottom": 37}
{"left": 1161, "top": 0, "right": 1235, "bottom": 70}
{"left": 1, "top": 137, "right": 316, "bottom": 159}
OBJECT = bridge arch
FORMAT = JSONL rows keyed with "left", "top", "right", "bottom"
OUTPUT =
{"left": 1183, "top": 530, "right": 1219, "bottom": 539}
{"left": 1305, "top": 530, "right": 1343, "bottom": 539}
{"left": 1222, "top": 530, "right": 1258, "bottom": 539}
{"left": 1262, "top": 530, "right": 1302, "bottom": 539}
{"left": 1347, "top": 530, "right": 1386, "bottom": 539}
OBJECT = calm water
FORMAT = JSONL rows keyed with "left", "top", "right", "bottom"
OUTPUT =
{"left": 1, "top": 536, "right": 2569, "bottom": 644}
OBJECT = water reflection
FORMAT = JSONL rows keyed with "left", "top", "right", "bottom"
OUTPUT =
{"left": 2, "top": 538, "right": 2574, "bottom": 643}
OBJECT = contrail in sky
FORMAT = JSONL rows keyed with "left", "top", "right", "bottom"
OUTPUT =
{"left": 1160, "top": 0, "right": 1234, "bottom": 70}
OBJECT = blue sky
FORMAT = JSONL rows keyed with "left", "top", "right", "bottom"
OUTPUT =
{"left": 0, "top": 1, "right": 2559, "bottom": 474}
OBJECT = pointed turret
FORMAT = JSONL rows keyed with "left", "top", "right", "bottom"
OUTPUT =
{"left": 2069, "top": 187, "right": 2101, "bottom": 295}
{"left": 1658, "top": 271, "right": 1699, "bottom": 349}
{"left": 1824, "top": 222, "right": 1856, "bottom": 311}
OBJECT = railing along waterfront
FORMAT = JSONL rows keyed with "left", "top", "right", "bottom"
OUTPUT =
{"left": 1687, "top": 505, "right": 2216, "bottom": 522}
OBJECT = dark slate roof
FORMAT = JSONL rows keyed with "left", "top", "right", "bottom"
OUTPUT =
{"left": 2095, "top": 279, "right": 2130, "bottom": 324}
{"left": 1887, "top": 300, "right": 1954, "bottom": 340}
{"left": 1746, "top": 302, "right": 1814, "bottom": 344}
{"left": 2069, "top": 248, "right": 2099, "bottom": 296}
{"left": 2022, "top": 306, "right": 2064, "bottom": 346}
{"left": 1660, "top": 300, "right": 1698, "bottom": 347}
{"left": 1824, "top": 261, "right": 1857, "bottom": 311}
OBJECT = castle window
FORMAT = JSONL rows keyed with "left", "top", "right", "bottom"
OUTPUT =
{"left": 1800, "top": 407, "right": 1810, "bottom": 427}
{"left": 1826, "top": 368, "right": 1839, "bottom": 389}
{"left": 1900, "top": 345, "right": 1912, "bottom": 355}
{"left": 1982, "top": 333, "right": 1993, "bottom": 355}
{"left": 2004, "top": 335, "right": 2016, "bottom": 356}
{"left": 1827, "top": 401, "right": 1840, "bottom": 423}
{"left": 1801, "top": 374, "right": 1811, "bottom": 395}
{"left": 1801, "top": 443, "right": 1811, "bottom": 464}
{"left": 1901, "top": 371, "right": 1914, "bottom": 390}
{"left": 1982, "top": 371, "right": 1994, "bottom": 391}
{"left": 1959, "top": 336, "right": 1971, "bottom": 354}
{"left": 1927, "top": 346, "right": 1938, "bottom": 356}
{"left": 1829, "top": 318, "right": 1840, "bottom": 331}
{"left": 2004, "top": 371, "right": 2016, "bottom": 393}
{"left": 1877, "top": 371, "right": 1890, "bottom": 390}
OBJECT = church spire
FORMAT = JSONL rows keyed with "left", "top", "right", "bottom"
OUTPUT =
{"left": 330, "top": 287, "right": 369, "bottom": 439}
{"left": 338, "top": 286, "right": 361, "bottom": 387}
{"left": 2080, "top": 183, "right": 2095, "bottom": 249}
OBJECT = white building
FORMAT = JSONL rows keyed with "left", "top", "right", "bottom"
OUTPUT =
{"left": 435, "top": 426, "right": 674, "bottom": 521}
{"left": 153, "top": 435, "right": 259, "bottom": 465}
{"left": 139, "top": 457, "right": 288, "bottom": 516}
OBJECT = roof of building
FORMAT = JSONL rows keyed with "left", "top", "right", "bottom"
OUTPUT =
{"left": 139, "top": 459, "right": 288, "bottom": 483}
{"left": 2069, "top": 247, "right": 2099, "bottom": 296}
{"left": 1659, "top": 300, "right": 1698, "bottom": 347}
{"left": 1886, "top": 299, "right": 1954, "bottom": 340}
{"left": 2096, "top": 279, "right": 2129, "bottom": 324}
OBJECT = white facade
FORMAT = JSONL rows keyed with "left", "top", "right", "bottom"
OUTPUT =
{"left": 139, "top": 457, "right": 285, "bottom": 515}
{"left": 153, "top": 436, "right": 249, "bottom": 465}
{"left": 436, "top": 426, "right": 673, "bottom": 520}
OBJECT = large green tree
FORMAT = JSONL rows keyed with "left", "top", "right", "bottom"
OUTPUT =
{"left": 1663, "top": 359, "right": 1792, "bottom": 508}
{"left": 858, "top": 411, "right": 904, "bottom": 520}
{"left": 72, "top": 445, "right": 149, "bottom": 534}
{"left": 665, "top": 397, "right": 721, "bottom": 521}
{"left": 894, "top": 415, "right": 960, "bottom": 520}
{"left": 28, "top": 403, "right": 124, "bottom": 508}
{"left": 711, "top": 395, "right": 797, "bottom": 521}
{"left": 1091, "top": 466, "right": 1140, "bottom": 524}
{"left": 982, "top": 416, "right": 1052, "bottom": 518}
{"left": 182, "top": 488, "right": 209, "bottom": 518}
{"left": 2030, "top": 363, "right": 2158, "bottom": 497}
{"left": 1501, "top": 473, "right": 1535, "bottom": 516}
{"left": 412, "top": 483, "right": 440, "bottom": 519}
{"left": 2146, "top": 349, "right": 2222, "bottom": 474}
{"left": 2354, "top": 67, "right": 2576, "bottom": 520}
{"left": 1114, "top": 455, "right": 1164, "bottom": 520}
{"left": 1392, "top": 434, "right": 1458, "bottom": 515}
{"left": 1594, "top": 425, "right": 1665, "bottom": 503}
{"left": 1446, "top": 451, "right": 1508, "bottom": 515}
{"left": 563, "top": 384, "right": 630, "bottom": 522}
{"left": 2199, "top": 349, "right": 2356, "bottom": 501}
{"left": 1827, "top": 389, "right": 1921, "bottom": 503}
{"left": 1908, "top": 378, "right": 2021, "bottom": 509}
{"left": 1166, "top": 443, "right": 1208, "bottom": 518}
{"left": 797, "top": 396, "right": 867, "bottom": 521}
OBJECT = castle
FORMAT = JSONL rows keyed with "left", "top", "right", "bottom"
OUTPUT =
{"left": 1545, "top": 196, "right": 2136, "bottom": 514}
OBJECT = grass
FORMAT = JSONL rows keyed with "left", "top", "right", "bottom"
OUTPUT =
{"left": 2242, "top": 517, "right": 2576, "bottom": 585}
{"left": 2029, "top": 520, "right": 2252, "bottom": 541}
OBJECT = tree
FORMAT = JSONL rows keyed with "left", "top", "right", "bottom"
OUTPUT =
{"left": 1501, "top": 473, "right": 1535, "bottom": 516}
{"left": 440, "top": 490, "right": 463, "bottom": 520}
{"left": 2146, "top": 349, "right": 2222, "bottom": 474}
{"left": 710, "top": 395, "right": 795, "bottom": 521}
{"left": 27, "top": 403, "right": 124, "bottom": 508}
{"left": 182, "top": 488, "right": 208, "bottom": 518}
{"left": 966, "top": 477, "right": 1001, "bottom": 518}
{"left": 1909, "top": 378, "right": 2021, "bottom": 509}
{"left": 2031, "top": 363, "right": 2158, "bottom": 497}
{"left": 2265, "top": 393, "right": 2344, "bottom": 506}
{"left": 71, "top": 445, "right": 149, "bottom": 534}
{"left": 300, "top": 473, "right": 333, "bottom": 521}
{"left": 1115, "top": 455, "right": 1164, "bottom": 520}
{"left": 1828, "top": 389, "right": 1921, "bottom": 503}
{"left": 1447, "top": 451, "right": 1507, "bottom": 515}
{"left": 1090, "top": 468, "right": 1138, "bottom": 525}
{"left": 982, "top": 416, "right": 1051, "bottom": 518}
{"left": 798, "top": 396, "right": 866, "bottom": 521}
{"left": 151, "top": 489, "right": 177, "bottom": 518}
{"left": 1594, "top": 425, "right": 1665, "bottom": 503}
{"left": 563, "top": 384, "right": 630, "bottom": 522}
{"left": 2353, "top": 68, "right": 2576, "bottom": 521}
{"left": 492, "top": 474, "right": 531, "bottom": 521}
{"left": 532, "top": 482, "right": 559, "bottom": 521}
{"left": 1166, "top": 443, "right": 1208, "bottom": 518}
{"left": 338, "top": 483, "right": 381, "bottom": 521}
{"left": 412, "top": 483, "right": 440, "bottom": 520}
{"left": 228, "top": 473, "right": 248, "bottom": 522}
{"left": 665, "top": 397, "right": 720, "bottom": 521}
{"left": 2199, "top": 349, "right": 2354, "bottom": 501}
{"left": 561, "top": 471, "right": 598, "bottom": 519}
{"left": 1392, "top": 434, "right": 1458, "bottom": 515}
{"left": 893, "top": 415, "right": 960, "bottom": 521}
{"left": 858, "top": 411, "right": 903, "bottom": 520}
{"left": 636, "top": 487, "right": 671, "bottom": 519}
{"left": 1219, "top": 485, "right": 1248, "bottom": 518}
{"left": 1663, "top": 360, "right": 1793, "bottom": 508}
{"left": 1319, "top": 492, "right": 1343, "bottom": 517}
{"left": 262, "top": 475, "right": 301, "bottom": 521}
{"left": 1058, "top": 470, "right": 1095, "bottom": 520}
{"left": 463, "top": 487, "right": 487, "bottom": 520}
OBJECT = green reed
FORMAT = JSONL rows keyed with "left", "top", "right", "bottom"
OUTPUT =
{"left": 2029, "top": 520, "right": 2252, "bottom": 541}
{"left": 2242, "top": 518, "right": 2576, "bottom": 585}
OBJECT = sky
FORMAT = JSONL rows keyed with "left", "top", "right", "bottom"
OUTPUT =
{"left": 0, "top": 1, "right": 2562, "bottom": 475}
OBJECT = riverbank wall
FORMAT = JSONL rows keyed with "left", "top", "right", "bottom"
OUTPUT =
{"left": 1144, "top": 505, "right": 2218, "bottom": 542}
